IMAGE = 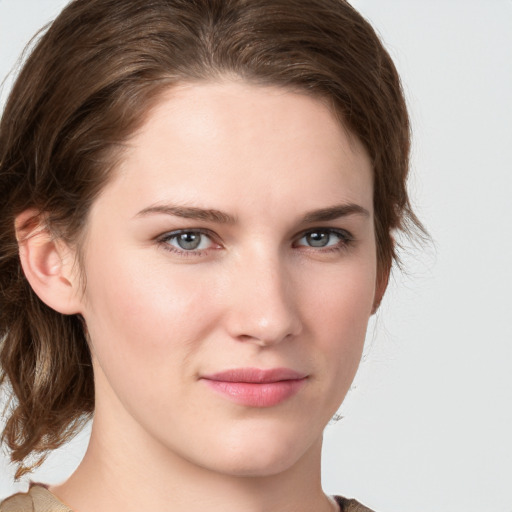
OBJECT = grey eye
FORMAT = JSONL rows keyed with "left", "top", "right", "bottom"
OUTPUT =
{"left": 176, "top": 232, "right": 203, "bottom": 250}
{"left": 296, "top": 229, "right": 349, "bottom": 249}
{"left": 305, "top": 231, "right": 331, "bottom": 247}
{"left": 164, "top": 231, "right": 213, "bottom": 251}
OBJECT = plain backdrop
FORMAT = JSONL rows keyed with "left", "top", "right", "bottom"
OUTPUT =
{"left": 1, "top": 1, "right": 511, "bottom": 511}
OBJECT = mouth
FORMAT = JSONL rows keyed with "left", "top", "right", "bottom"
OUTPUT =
{"left": 200, "top": 367, "right": 308, "bottom": 407}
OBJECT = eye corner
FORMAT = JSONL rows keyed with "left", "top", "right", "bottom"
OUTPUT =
{"left": 293, "top": 227, "right": 355, "bottom": 251}
{"left": 156, "top": 228, "right": 222, "bottom": 257}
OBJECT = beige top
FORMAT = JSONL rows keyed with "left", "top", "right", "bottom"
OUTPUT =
{"left": 0, "top": 485, "right": 375, "bottom": 512}
{"left": 0, "top": 486, "right": 71, "bottom": 512}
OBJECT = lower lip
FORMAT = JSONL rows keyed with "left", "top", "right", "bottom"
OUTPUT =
{"left": 202, "top": 378, "right": 306, "bottom": 407}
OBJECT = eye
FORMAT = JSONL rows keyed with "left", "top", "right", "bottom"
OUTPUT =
{"left": 159, "top": 230, "right": 216, "bottom": 252}
{"left": 295, "top": 228, "right": 352, "bottom": 249}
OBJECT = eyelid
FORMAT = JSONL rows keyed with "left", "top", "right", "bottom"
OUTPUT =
{"left": 294, "top": 227, "right": 354, "bottom": 243}
{"left": 156, "top": 228, "right": 222, "bottom": 255}
{"left": 292, "top": 227, "right": 356, "bottom": 254}
{"left": 155, "top": 226, "right": 354, "bottom": 257}
{"left": 157, "top": 227, "right": 218, "bottom": 241}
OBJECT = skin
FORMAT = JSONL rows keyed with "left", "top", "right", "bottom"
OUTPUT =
{"left": 22, "top": 80, "right": 381, "bottom": 512}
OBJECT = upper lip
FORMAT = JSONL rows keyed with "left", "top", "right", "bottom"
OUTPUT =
{"left": 202, "top": 367, "right": 307, "bottom": 383}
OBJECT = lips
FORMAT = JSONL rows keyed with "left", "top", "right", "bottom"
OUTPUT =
{"left": 201, "top": 367, "right": 307, "bottom": 407}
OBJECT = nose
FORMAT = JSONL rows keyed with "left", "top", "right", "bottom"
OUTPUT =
{"left": 224, "top": 252, "right": 303, "bottom": 347}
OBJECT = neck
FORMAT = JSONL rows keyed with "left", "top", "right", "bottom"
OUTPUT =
{"left": 51, "top": 384, "right": 334, "bottom": 512}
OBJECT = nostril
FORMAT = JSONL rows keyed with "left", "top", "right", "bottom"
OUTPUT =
{"left": 234, "top": 324, "right": 300, "bottom": 347}
{"left": 224, "top": 260, "right": 303, "bottom": 346}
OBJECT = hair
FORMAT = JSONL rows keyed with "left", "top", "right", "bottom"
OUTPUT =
{"left": 0, "top": 0, "right": 424, "bottom": 478}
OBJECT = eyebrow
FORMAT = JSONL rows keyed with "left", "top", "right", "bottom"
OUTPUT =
{"left": 135, "top": 202, "right": 369, "bottom": 224}
{"left": 301, "top": 203, "right": 370, "bottom": 223}
{"left": 135, "top": 204, "right": 236, "bottom": 224}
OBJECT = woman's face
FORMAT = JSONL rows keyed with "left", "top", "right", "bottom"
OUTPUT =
{"left": 77, "top": 81, "right": 378, "bottom": 477}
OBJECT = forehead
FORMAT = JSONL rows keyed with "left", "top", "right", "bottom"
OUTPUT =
{"left": 94, "top": 80, "right": 373, "bottom": 220}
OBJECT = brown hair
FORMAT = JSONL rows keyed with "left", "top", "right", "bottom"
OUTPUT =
{"left": 0, "top": 0, "right": 423, "bottom": 478}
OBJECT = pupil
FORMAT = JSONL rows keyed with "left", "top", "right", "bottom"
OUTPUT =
{"left": 307, "top": 232, "right": 329, "bottom": 247}
{"left": 178, "top": 233, "right": 201, "bottom": 250}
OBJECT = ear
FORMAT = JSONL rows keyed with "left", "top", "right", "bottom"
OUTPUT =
{"left": 15, "top": 210, "right": 82, "bottom": 315}
{"left": 372, "top": 263, "right": 390, "bottom": 315}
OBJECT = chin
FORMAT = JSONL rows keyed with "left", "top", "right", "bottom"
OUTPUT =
{"left": 203, "top": 451, "right": 304, "bottom": 478}
{"left": 188, "top": 423, "right": 321, "bottom": 478}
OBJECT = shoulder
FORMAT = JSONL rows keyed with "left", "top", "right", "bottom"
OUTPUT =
{"left": 0, "top": 485, "right": 72, "bottom": 512}
{"left": 0, "top": 490, "right": 33, "bottom": 512}
{"left": 2, "top": 488, "right": 374, "bottom": 512}
{"left": 334, "top": 495, "right": 376, "bottom": 512}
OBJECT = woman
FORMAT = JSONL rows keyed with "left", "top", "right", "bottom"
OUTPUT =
{"left": 0, "top": 1, "right": 423, "bottom": 511}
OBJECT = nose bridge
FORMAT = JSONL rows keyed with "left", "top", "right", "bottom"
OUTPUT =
{"left": 226, "top": 247, "right": 302, "bottom": 345}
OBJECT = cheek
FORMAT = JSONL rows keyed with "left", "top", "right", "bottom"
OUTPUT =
{"left": 304, "top": 259, "right": 376, "bottom": 383}
{"left": 81, "top": 246, "right": 220, "bottom": 376}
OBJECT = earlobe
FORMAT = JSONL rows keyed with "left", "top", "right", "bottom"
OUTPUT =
{"left": 15, "top": 210, "right": 82, "bottom": 315}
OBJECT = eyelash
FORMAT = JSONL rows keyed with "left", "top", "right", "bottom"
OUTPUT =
{"left": 293, "top": 228, "right": 354, "bottom": 253}
{"left": 157, "top": 228, "right": 354, "bottom": 257}
{"left": 157, "top": 229, "right": 220, "bottom": 258}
